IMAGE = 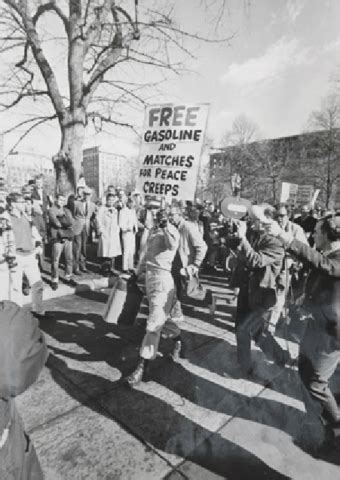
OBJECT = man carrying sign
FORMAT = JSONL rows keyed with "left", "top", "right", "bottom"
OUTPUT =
{"left": 230, "top": 204, "right": 290, "bottom": 377}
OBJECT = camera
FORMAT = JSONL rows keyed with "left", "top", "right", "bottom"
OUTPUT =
{"left": 156, "top": 209, "right": 168, "bottom": 229}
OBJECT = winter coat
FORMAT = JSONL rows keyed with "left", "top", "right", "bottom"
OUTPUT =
{"left": 288, "top": 240, "right": 340, "bottom": 339}
{"left": 96, "top": 206, "right": 121, "bottom": 258}
{"left": 232, "top": 230, "right": 285, "bottom": 311}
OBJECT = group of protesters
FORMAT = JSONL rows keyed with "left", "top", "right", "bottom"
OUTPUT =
{"left": 1, "top": 171, "right": 340, "bottom": 476}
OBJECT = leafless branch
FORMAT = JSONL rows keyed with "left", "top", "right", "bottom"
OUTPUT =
{"left": 88, "top": 111, "right": 138, "bottom": 134}
{"left": 3, "top": 114, "right": 57, "bottom": 155}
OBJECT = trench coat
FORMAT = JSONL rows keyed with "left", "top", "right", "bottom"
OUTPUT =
{"left": 96, "top": 206, "right": 122, "bottom": 258}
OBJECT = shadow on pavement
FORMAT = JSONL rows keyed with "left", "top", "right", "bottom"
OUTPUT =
{"left": 47, "top": 353, "right": 290, "bottom": 480}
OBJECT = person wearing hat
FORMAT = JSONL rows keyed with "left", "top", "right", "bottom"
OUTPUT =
{"left": 7, "top": 193, "right": 45, "bottom": 315}
{"left": 231, "top": 203, "right": 289, "bottom": 377}
{"left": 267, "top": 213, "right": 340, "bottom": 454}
{"left": 124, "top": 208, "right": 180, "bottom": 387}
{"left": 0, "top": 300, "right": 48, "bottom": 478}
{"left": 71, "top": 186, "right": 96, "bottom": 274}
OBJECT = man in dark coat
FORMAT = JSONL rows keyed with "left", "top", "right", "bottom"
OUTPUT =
{"left": 71, "top": 186, "right": 96, "bottom": 274}
{"left": 268, "top": 213, "right": 340, "bottom": 450}
{"left": 48, "top": 194, "right": 74, "bottom": 289}
{"left": 231, "top": 204, "right": 288, "bottom": 376}
{"left": 0, "top": 301, "right": 48, "bottom": 478}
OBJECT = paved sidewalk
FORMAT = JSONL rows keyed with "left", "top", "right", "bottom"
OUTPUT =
{"left": 17, "top": 272, "right": 340, "bottom": 479}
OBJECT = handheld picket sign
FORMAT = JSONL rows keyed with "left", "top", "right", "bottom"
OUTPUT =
{"left": 220, "top": 197, "right": 251, "bottom": 220}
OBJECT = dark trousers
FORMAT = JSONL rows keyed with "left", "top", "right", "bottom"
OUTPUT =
{"left": 299, "top": 318, "right": 340, "bottom": 427}
{"left": 73, "top": 228, "right": 88, "bottom": 270}
{"left": 235, "top": 289, "right": 288, "bottom": 370}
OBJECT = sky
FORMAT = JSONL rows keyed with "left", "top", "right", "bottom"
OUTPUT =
{"left": 1, "top": 0, "right": 340, "bottom": 159}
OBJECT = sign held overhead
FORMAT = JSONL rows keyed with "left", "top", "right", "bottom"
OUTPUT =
{"left": 136, "top": 103, "right": 209, "bottom": 200}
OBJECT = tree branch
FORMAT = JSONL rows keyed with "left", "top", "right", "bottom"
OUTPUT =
{"left": 4, "top": 0, "right": 66, "bottom": 120}
{"left": 3, "top": 114, "right": 57, "bottom": 155}
{"left": 88, "top": 111, "right": 139, "bottom": 135}
{"left": 33, "top": 1, "right": 69, "bottom": 35}
{"left": 0, "top": 89, "right": 49, "bottom": 110}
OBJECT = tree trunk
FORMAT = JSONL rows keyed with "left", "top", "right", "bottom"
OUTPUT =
{"left": 53, "top": 108, "right": 86, "bottom": 196}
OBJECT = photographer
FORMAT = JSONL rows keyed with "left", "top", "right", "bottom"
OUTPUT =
{"left": 124, "top": 208, "right": 180, "bottom": 387}
{"left": 48, "top": 194, "right": 74, "bottom": 290}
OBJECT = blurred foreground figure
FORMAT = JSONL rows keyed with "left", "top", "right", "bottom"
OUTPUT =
{"left": 0, "top": 301, "right": 48, "bottom": 479}
{"left": 268, "top": 213, "right": 340, "bottom": 453}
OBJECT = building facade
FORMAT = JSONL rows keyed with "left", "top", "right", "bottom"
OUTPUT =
{"left": 5, "top": 151, "right": 54, "bottom": 192}
{"left": 83, "top": 147, "right": 137, "bottom": 198}
{"left": 210, "top": 129, "right": 340, "bottom": 208}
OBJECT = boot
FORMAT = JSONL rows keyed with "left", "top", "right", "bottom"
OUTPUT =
{"left": 124, "top": 358, "right": 148, "bottom": 387}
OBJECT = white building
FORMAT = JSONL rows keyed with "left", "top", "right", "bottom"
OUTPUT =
{"left": 5, "top": 151, "right": 54, "bottom": 191}
{"left": 83, "top": 147, "right": 137, "bottom": 198}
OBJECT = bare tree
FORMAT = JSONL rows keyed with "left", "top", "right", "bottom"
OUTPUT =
{"left": 0, "top": 0, "right": 231, "bottom": 194}
{"left": 221, "top": 114, "right": 260, "bottom": 197}
{"left": 308, "top": 93, "right": 340, "bottom": 208}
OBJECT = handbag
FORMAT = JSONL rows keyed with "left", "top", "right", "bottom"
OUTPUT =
{"left": 184, "top": 273, "right": 206, "bottom": 301}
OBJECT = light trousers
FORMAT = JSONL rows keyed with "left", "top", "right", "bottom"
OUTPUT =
{"left": 10, "top": 253, "right": 43, "bottom": 312}
{"left": 140, "top": 269, "right": 175, "bottom": 360}
{"left": 122, "top": 231, "right": 135, "bottom": 271}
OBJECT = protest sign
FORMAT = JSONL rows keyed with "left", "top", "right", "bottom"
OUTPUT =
{"left": 221, "top": 197, "right": 251, "bottom": 220}
{"left": 280, "top": 181, "right": 298, "bottom": 204}
{"left": 136, "top": 103, "right": 209, "bottom": 200}
{"left": 296, "top": 184, "right": 313, "bottom": 205}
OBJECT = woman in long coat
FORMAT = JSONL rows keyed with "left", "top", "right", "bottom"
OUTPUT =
{"left": 96, "top": 193, "right": 121, "bottom": 271}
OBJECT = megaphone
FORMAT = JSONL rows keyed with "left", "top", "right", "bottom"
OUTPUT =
{"left": 221, "top": 197, "right": 251, "bottom": 220}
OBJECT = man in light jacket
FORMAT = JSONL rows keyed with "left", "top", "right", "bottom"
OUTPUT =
{"left": 124, "top": 209, "right": 179, "bottom": 387}
{"left": 167, "top": 204, "right": 207, "bottom": 358}
{"left": 8, "top": 193, "right": 44, "bottom": 316}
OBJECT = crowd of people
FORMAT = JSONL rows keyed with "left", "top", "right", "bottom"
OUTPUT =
{"left": 1, "top": 173, "right": 340, "bottom": 476}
